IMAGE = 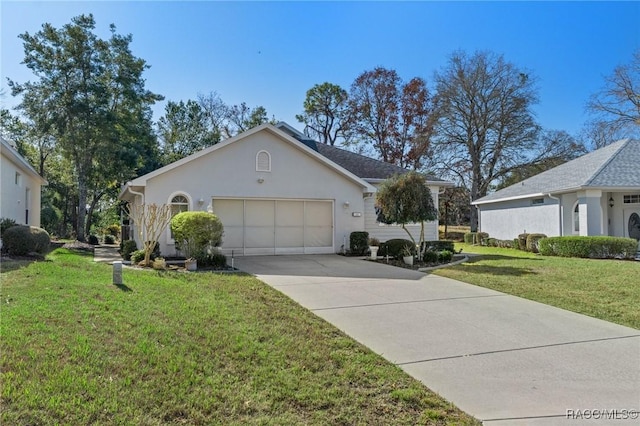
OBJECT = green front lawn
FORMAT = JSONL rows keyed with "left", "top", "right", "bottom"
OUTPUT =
{"left": 435, "top": 244, "right": 640, "bottom": 329}
{"left": 1, "top": 249, "right": 478, "bottom": 425}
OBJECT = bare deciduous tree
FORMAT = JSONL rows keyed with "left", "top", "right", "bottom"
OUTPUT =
{"left": 587, "top": 49, "right": 640, "bottom": 146}
{"left": 432, "top": 50, "right": 540, "bottom": 231}
{"left": 127, "top": 202, "right": 172, "bottom": 267}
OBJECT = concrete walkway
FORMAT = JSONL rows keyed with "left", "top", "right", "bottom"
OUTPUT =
{"left": 93, "top": 244, "right": 123, "bottom": 264}
{"left": 235, "top": 255, "right": 640, "bottom": 425}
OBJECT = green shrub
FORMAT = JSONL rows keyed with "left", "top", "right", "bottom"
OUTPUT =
{"left": 486, "top": 238, "right": 498, "bottom": 247}
{"left": 422, "top": 250, "right": 439, "bottom": 264}
{"left": 464, "top": 232, "right": 488, "bottom": 245}
{"left": 380, "top": 239, "right": 415, "bottom": 259}
{"left": 517, "top": 233, "right": 529, "bottom": 251}
{"left": 2, "top": 225, "right": 50, "bottom": 256}
{"left": 120, "top": 240, "right": 138, "bottom": 261}
{"left": 526, "top": 233, "right": 547, "bottom": 253}
{"left": 170, "top": 212, "right": 224, "bottom": 259}
{"left": 496, "top": 239, "right": 514, "bottom": 249}
{"left": 106, "top": 224, "right": 120, "bottom": 237}
{"left": 130, "top": 250, "right": 146, "bottom": 264}
{"left": 441, "top": 231, "right": 465, "bottom": 242}
{"left": 104, "top": 235, "right": 115, "bottom": 244}
{"left": 194, "top": 251, "right": 228, "bottom": 269}
{"left": 0, "top": 218, "right": 17, "bottom": 236}
{"left": 438, "top": 250, "right": 454, "bottom": 263}
{"left": 421, "top": 240, "right": 455, "bottom": 252}
{"left": 88, "top": 235, "right": 99, "bottom": 245}
{"left": 538, "top": 236, "right": 638, "bottom": 259}
{"left": 350, "top": 231, "right": 369, "bottom": 255}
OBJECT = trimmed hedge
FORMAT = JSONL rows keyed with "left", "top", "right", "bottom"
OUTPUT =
{"left": 2, "top": 225, "right": 50, "bottom": 256}
{"left": 538, "top": 236, "right": 638, "bottom": 259}
{"left": 464, "top": 232, "right": 489, "bottom": 245}
{"left": 350, "top": 231, "right": 369, "bottom": 256}
{"left": 194, "top": 251, "right": 227, "bottom": 269}
{"left": 526, "top": 233, "right": 547, "bottom": 253}
{"left": 380, "top": 239, "right": 415, "bottom": 259}
{"left": 517, "top": 233, "right": 529, "bottom": 251}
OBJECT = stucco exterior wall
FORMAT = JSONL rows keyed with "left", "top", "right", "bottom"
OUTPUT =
{"left": 478, "top": 196, "right": 561, "bottom": 240}
{"left": 140, "top": 131, "right": 366, "bottom": 255}
{"left": 0, "top": 153, "right": 42, "bottom": 227}
{"left": 364, "top": 185, "right": 439, "bottom": 243}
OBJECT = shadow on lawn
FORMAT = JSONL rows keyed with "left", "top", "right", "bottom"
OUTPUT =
{"left": 454, "top": 254, "right": 540, "bottom": 276}
{"left": 113, "top": 283, "right": 133, "bottom": 292}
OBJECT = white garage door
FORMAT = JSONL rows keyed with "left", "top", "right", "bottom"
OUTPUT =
{"left": 211, "top": 199, "right": 334, "bottom": 255}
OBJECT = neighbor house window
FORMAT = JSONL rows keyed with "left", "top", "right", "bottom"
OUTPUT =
{"left": 169, "top": 194, "right": 190, "bottom": 240}
{"left": 623, "top": 194, "right": 640, "bottom": 204}
{"left": 573, "top": 202, "right": 580, "bottom": 234}
{"left": 531, "top": 198, "right": 544, "bottom": 205}
{"left": 15, "top": 172, "right": 21, "bottom": 186}
{"left": 256, "top": 150, "right": 271, "bottom": 172}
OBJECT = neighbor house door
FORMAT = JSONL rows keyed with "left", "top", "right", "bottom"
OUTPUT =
{"left": 624, "top": 208, "right": 640, "bottom": 241}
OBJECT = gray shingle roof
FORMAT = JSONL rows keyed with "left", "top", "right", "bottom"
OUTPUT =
{"left": 474, "top": 139, "right": 640, "bottom": 204}
{"left": 274, "top": 122, "right": 445, "bottom": 182}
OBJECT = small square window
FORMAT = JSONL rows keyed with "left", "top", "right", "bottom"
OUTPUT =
{"left": 15, "top": 172, "right": 21, "bottom": 186}
{"left": 531, "top": 198, "right": 544, "bottom": 205}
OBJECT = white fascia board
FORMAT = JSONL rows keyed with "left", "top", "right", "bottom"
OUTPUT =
{"left": 472, "top": 192, "right": 548, "bottom": 205}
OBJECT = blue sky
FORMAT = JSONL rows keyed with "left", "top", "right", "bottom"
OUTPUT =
{"left": 2, "top": 1, "right": 639, "bottom": 138}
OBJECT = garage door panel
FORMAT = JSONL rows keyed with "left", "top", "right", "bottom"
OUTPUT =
{"left": 245, "top": 227, "right": 275, "bottom": 248}
{"left": 212, "top": 199, "right": 244, "bottom": 226}
{"left": 213, "top": 198, "right": 333, "bottom": 254}
{"left": 305, "top": 201, "right": 332, "bottom": 225}
{"left": 246, "top": 200, "right": 274, "bottom": 226}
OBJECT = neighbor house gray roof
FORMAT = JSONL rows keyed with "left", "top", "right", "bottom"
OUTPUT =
{"left": 474, "top": 139, "right": 640, "bottom": 204}
{"left": 275, "top": 122, "right": 447, "bottom": 183}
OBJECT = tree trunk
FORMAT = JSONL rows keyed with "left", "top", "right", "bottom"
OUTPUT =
{"left": 85, "top": 191, "right": 105, "bottom": 238}
{"left": 77, "top": 179, "right": 87, "bottom": 242}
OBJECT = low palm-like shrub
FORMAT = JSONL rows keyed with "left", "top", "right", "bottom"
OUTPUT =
{"left": 526, "top": 233, "right": 547, "bottom": 253}
{"left": 349, "top": 231, "right": 369, "bottom": 255}
{"left": 2, "top": 225, "right": 50, "bottom": 256}
{"left": 538, "top": 236, "right": 637, "bottom": 259}
{"left": 380, "top": 239, "right": 415, "bottom": 259}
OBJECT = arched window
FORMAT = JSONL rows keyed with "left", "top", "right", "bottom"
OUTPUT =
{"left": 169, "top": 194, "right": 190, "bottom": 240}
{"left": 256, "top": 150, "right": 271, "bottom": 172}
{"left": 573, "top": 202, "right": 580, "bottom": 234}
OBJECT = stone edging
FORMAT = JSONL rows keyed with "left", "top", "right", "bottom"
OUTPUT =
{"left": 417, "top": 255, "right": 470, "bottom": 272}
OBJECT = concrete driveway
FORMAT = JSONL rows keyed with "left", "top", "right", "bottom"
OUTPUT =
{"left": 235, "top": 255, "right": 640, "bottom": 425}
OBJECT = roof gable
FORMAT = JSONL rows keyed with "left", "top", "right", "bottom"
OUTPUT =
{"left": 126, "top": 124, "right": 375, "bottom": 192}
{"left": 474, "top": 139, "right": 640, "bottom": 204}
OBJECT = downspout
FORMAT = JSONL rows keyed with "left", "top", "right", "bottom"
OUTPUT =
{"left": 547, "top": 193, "right": 562, "bottom": 236}
{"left": 126, "top": 184, "right": 145, "bottom": 242}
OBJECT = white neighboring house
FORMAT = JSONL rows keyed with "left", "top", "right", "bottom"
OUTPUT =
{"left": 472, "top": 139, "right": 640, "bottom": 244}
{"left": 1, "top": 136, "right": 47, "bottom": 228}
{"left": 119, "top": 122, "right": 452, "bottom": 256}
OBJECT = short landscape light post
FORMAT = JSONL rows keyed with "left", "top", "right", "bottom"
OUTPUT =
{"left": 113, "top": 261, "right": 123, "bottom": 285}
